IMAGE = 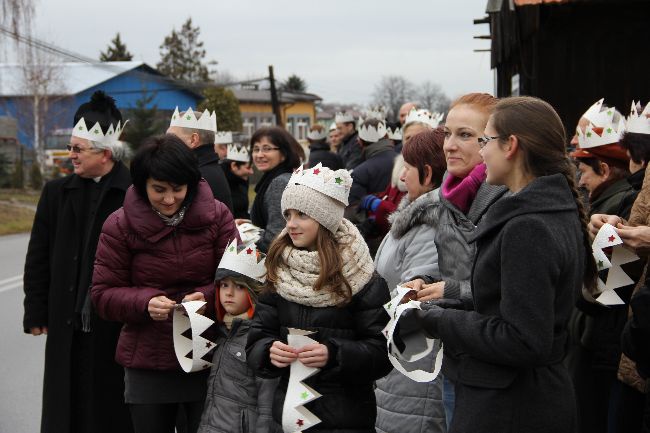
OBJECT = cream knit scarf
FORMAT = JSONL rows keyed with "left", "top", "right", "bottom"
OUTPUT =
{"left": 275, "top": 219, "right": 375, "bottom": 307}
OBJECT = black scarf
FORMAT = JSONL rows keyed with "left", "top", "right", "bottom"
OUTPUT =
{"left": 250, "top": 163, "right": 292, "bottom": 228}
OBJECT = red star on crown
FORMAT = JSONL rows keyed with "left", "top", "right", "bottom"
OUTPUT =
{"left": 313, "top": 168, "right": 320, "bottom": 175}
{"left": 296, "top": 419, "right": 304, "bottom": 427}
{"left": 246, "top": 248, "right": 253, "bottom": 255}
{"left": 608, "top": 235, "right": 616, "bottom": 243}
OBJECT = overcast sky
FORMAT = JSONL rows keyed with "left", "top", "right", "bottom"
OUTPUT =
{"left": 25, "top": 0, "right": 493, "bottom": 104}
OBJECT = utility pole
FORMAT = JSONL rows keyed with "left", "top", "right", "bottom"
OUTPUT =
{"left": 268, "top": 65, "right": 282, "bottom": 127}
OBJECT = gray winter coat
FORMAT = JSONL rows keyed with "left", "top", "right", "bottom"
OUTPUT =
{"left": 374, "top": 189, "right": 446, "bottom": 433}
{"left": 198, "top": 319, "right": 278, "bottom": 433}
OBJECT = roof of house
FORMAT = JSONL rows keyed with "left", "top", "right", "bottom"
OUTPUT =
{"left": 232, "top": 87, "right": 322, "bottom": 104}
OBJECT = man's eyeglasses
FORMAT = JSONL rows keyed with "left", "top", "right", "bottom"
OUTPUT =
{"left": 66, "top": 144, "right": 101, "bottom": 154}
{"left": 477, "top": 136, "right": 504, "bottom": 148}
{"left": 251, "top": 146, "right": 280, "bottom": 154}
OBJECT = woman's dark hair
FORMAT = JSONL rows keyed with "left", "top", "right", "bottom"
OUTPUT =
{"left": 491, "top": 96, "right": 598, "bottom": 297}
{"left": 250, "top": 126, "right": 302, "bottom": 169}
{"left": 402, "top": 127, "right": 446, "bottom": 187}
{"left": 620, "top": 132, "right": 650, "bottom": 165}
{"left": 130, "top": 134, "right": 201, "bottom": 201}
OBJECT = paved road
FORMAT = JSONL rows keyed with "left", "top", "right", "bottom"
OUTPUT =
{"left": 0, "top": 233, "right": 44, "bottom": 433}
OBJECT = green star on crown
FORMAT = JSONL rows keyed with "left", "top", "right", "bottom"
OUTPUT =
{"left": 598, "top": 260, "right": 604, "bottom": 269}
{"left": 186, "top": 115, "right": 191, "bottom": 120}
{"left": 300, "top": 391, "right": 309, "bottom": 400}
{"left": 586, "top": 132, "right": 592, "bottom": 137}
{"left": 93, "top": 129, "right": 100, "bottom": 134}
{"left": 78, "top": 126, "right": 84, "bottom": 131}
{"left": 606, "top": 128, "right": 612, "bottom": 133}
{"left": 334, "top": 177, "right": 343, "bottom": 184}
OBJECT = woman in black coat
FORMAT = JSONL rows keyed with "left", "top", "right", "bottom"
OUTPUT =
{"left": 398, "top": 96, "right": 598, "bottom": 433}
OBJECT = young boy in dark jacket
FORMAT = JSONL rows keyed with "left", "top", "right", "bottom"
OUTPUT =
{"left": 198, "top": 240, "right": 277, "bottom": 433}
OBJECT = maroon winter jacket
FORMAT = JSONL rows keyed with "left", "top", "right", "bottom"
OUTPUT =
{"left": 92, "top": 180, "right": 239, "bottom": 371}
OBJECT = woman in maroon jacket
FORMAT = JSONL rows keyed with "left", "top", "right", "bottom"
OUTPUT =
{"left": 92, "top": 134, "right": 239, "bottom": 433}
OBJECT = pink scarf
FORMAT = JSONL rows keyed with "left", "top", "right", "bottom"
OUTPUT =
{"left": 441, "top": 163, "right": 487, "bottom": 214}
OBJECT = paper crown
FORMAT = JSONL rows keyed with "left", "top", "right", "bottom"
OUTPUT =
{"left": 329, "top": 122, "right": 337, "bottom": 131}
{"left": 218, "top": 239, "right": 266, "bottom": 283}
{"left": 626, "top": 101, "right": 650, "bottom": 135}
{"left": 335, "top": 111, "right": 355, "bottom": 124}
{"left": 169, "top": 107, "right": 217, "bottom": 132}
{"left": 71, "top": 117, "right": 128, "bottom": 145}
{"left": 215, "top": 131, "right": 233, "bottom": 144}
{"left": 582, "top": 98, "right": 618, "bottom": 127}
{"left": 288, "top": 163, "right": 352, "bottom": 206}
{"left": 387, "top": 126, "right": 402, "bottom": 140}
{"left": 363, "top": 106, "right": 387, "bottom": 121}
{"left": 226, "top": 143, "right": 250, "bottom": 162}
{"left": 358, "top": 119, "right": 387, "bottom": 143}
{"left": 577, "top": 117, "right": 626, "bottom": 149}
{"left": 404, "top": 109, "right": 444, "bottom": 129}
{"left": 307, "top": 128, "right": 328, "bottom": 141}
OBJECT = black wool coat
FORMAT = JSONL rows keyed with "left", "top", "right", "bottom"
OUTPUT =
{"left": 308, "top": 141, "right": 344, "bottom": 170}
{"left": 23, "top": 162, "right": 133, "bottom": 433}
{"left": 246, "top": 273, "right": 393, "bottom": 433}
{"left": 223, "top": 164, "right": 251, "bottom": 220}
{"left": 404, "top": 174, "right": 584, "bottom": 433}
{"left": 194, "top": 144, "right": 234, "bottom": 213}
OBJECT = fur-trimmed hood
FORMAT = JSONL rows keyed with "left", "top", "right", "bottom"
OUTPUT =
{"left": 388, "top": 188, "right": 441, "bottom": 239}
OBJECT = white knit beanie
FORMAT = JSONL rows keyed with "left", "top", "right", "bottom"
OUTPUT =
{"left": 281, "top": 164, "right": 353, "bottom": 233}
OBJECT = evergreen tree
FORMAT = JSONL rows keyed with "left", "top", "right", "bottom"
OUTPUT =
{"left": 29, "top": 162, "right": 42, "bottom": 189}
{"left": 99, "top": 32, "right": 133, "bottom": 61}
{"left": 281, "top": 74, "right": 307, "bottom": 93}
{"left": 157, "top": 18, "right": 212, "bottom": 83}
{"left": 198, "top": 87, "right": 242, "bottom": 132}
{"left": 121, "top": 92, "right": 165, "bottom": 151}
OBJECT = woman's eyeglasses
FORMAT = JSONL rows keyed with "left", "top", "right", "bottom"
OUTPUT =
{"left": 251, "top": 146, "right": 280, "bottom": 154}
{"left": 477, "top": 136, "right": 504, "bottom": 148}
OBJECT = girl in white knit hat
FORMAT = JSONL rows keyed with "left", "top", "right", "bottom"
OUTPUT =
{"left": 246, "top": 163, "right": 392, "bottom": 432}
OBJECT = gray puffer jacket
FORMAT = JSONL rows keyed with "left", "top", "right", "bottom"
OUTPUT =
{"left": 375, "top": 188, "right": 442, "bottom": 295}
{"left": 198, "top": 319, "right": 278, "bottom": 433}
{"left": 374, "top": 189, "right": 446, "bottom": 433}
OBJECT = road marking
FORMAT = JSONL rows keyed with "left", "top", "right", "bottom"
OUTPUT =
{"left": 0, "top": 274, "right": 23, "bottom": 293}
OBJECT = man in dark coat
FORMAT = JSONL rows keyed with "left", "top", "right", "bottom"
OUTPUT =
{"left": 167, "top": 107, "right": 234, "bottom": 213}
{"left": 23, "top": 91, "right": 134, "bottom": 433}
{"left": 335, "top": 111, "right": 363, "bottom": 170}
{"left": 348, "top": 118, "right": 397, "bottom": 205}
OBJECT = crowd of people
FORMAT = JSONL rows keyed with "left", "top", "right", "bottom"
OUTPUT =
{"left": 21, "top": 88, "right": 650, "bottom": 433}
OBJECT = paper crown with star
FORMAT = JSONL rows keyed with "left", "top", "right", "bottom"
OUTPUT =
{"left": 307, "top": 128, "right": 328, "bottom": 141}
{"left": 358, "top": 119, "right": 388, "bottom": 143}
{"left": 577, "top": 117, "right": 626, "bottom": 149}
{"left": 214, "top": 131, "right": 233, "bottom": 145}
{"left": 387, "top": 126, "right": 402, "bottom": 140}
{"left": 626, "top": 101, "right": 650, "bottom": 135}
{"left": 169, "top": 107, "right": 217, "bottom": 132}
{"left": 334, "top": 111, "right": 355, "bottom": 124}
{"left": 404, "top": 109, "right": 444, "bottom": 129}
{"left": 72, "top": 118, "right": 129, "bottom": 146}
{"left": 287, "top": 163, "right": 352, "bottom": 206}
{"left": 226, "top": 143, "right": 250, "bottom": 163}
{"left": 217, "top": 239, "right": 266, "bottom": 283}
{"left": 581, "top": 98, "right": 620, "bottom": 127}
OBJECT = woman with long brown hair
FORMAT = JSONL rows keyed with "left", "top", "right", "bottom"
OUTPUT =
{"left": 246, "top": 165, "right": 392, "bottom": 432}
{"left": 397, "top": 96, "right": 597, "bottom": 433}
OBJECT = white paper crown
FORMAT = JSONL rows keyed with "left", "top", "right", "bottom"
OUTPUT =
{"left": 358, "top": 119, "right": 387, "bottom": 143}
{"left": 582, "top": 98, "right": 618, "bottom": 127}
{"left": 363, "top": 106, "right": 387, "bottom": 121}
{"left": 626, "top": 101, "right": 650, "bottom": 135}
{"left": 226, "top": 143, "right": 250, "bottom": 163}
{"left": 577, "top": 118, "right": 626, "bottom": 149}
{"left": 288, "top": 163, "right": 352, "bottom": 206}
{"left": 335, "top": 111, "right": 355, "bottom": 124}
{"left": 71, "top": 118, "right": 128, "bottom": 145}
{"left": 218, "top": 239, "right": 266, "bottom": 283}
{"left": 404, "top": 109, "right": 443, "bottom": 129}
{"left": 329, "top": 122, "right": 337, "bottom": 131}
{"left": 387, "top": 126, "right": 402, "bottom": 141}
{"left": 307, "top": 128, "right": 328, "bottom": 141}
{"left": 215, "top": 131, "right": 233, "bottom": 144}
{"left": 169, "top": 107, "right": 217, "bottom": 132}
